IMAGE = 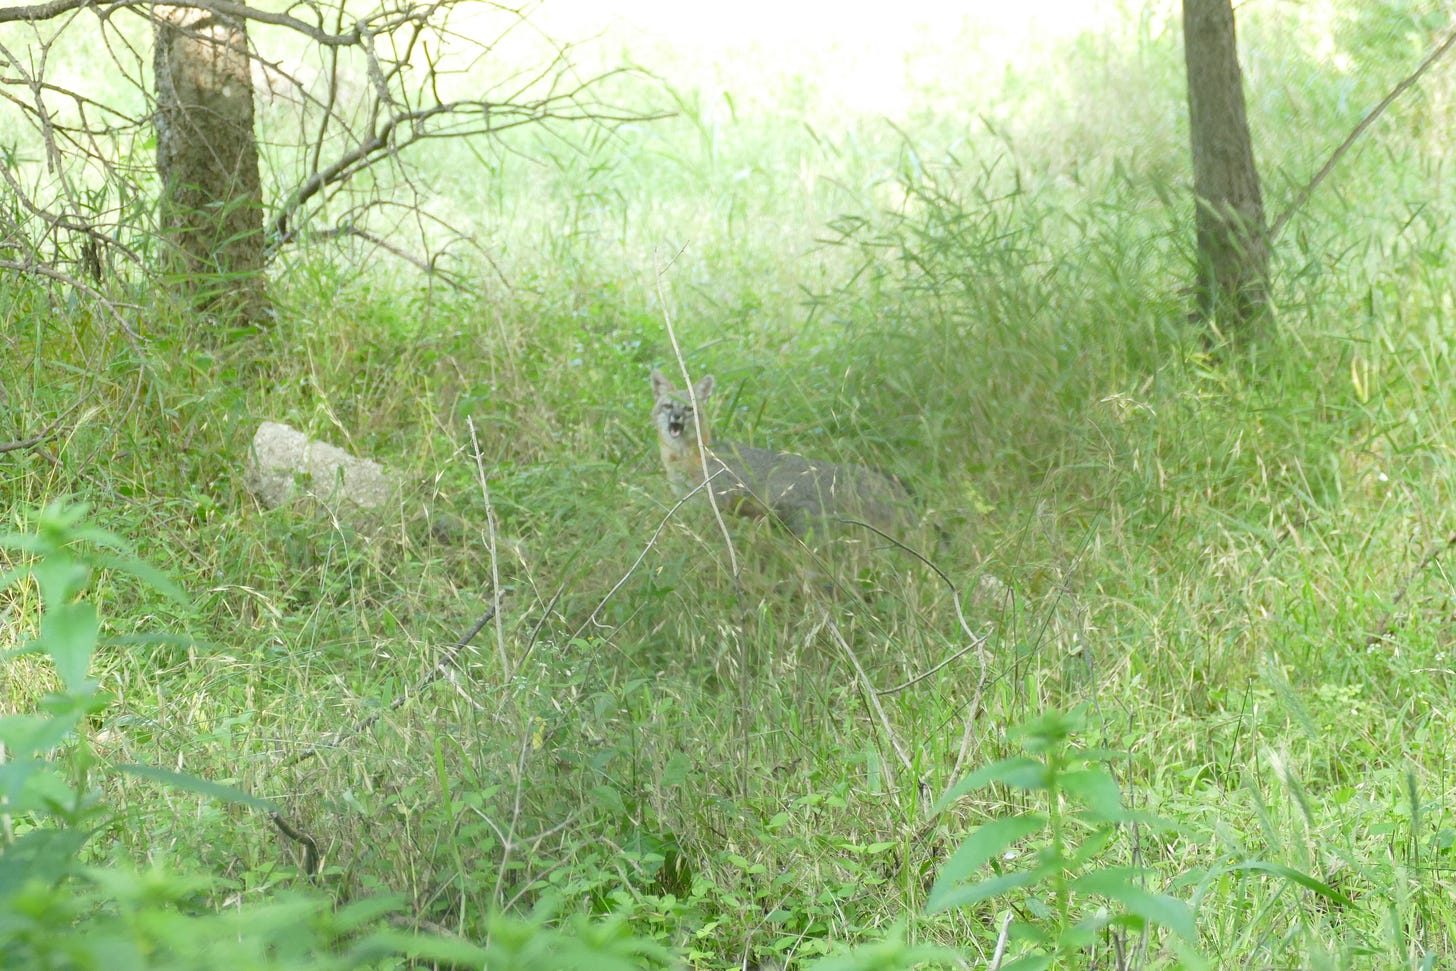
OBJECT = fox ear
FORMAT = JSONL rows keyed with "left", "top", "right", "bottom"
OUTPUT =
{"left": 650, "top": 369, "right": 672, "bottom": 396}
{"left": 692, "top": 375, "right": 715, "bottom": 401}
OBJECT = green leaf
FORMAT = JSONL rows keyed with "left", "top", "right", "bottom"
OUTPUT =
{"left": 1221, "top": 861, "right": 1355, "bottom": 908}
{"left": 0, "top": 712, "right": 82, "bottom": 755}
{"left": 331, "top": 893, "right": 409, "bottom": 930}
{"left": 94, "top": 553, "right": 188, "bottom": 603}
{"left": 39, "top": 601, "right": 99, "bottom": 691}
{"left": 31, "top": 555, "right": 90, "bottom": 607}
{"left": 1063, "top": 825, "right": 1118, "bottom": 871}
{"left": 1071, "top": 868, "right": 1197, "bottom": 941}
{"left": 0, "top": 534, "right": 48, "bottom": 556}
{"left": 933, "top": 757, "right": 1046, "bottom": 813}
{"left": 1000, "top": 954, "right": 1053, "bottom": 971}
{"left": 0, "top": 827, "right": 90, "bottom": 895}
{"left": 590, "top": 785, "right": 627, "bottom": 816}
{"left": 660, "top": 751, "right": 692, "bottom": 787}
{"left": 114, "top": 764, "right": 278, "bottom": 812}
{"left": 0, "top": 762, "right": 79, "bottom": 819}
{"left": 926, "top": 866, "right": 1040, "bottom": 915}
{"left": 1012, "top": 707, "right": 1086, "bottom": 753}
{"left": 930, "top": 812, "right": 1045, "bottom": 901}
{"left": 1060, "top": 768, "right": 1124, "bottom": 820}
{"left": 83, "top": 864, "right": 215, "bottom": 903}
{"left": 366, "top": 929, "right": 490, "bottom": 965}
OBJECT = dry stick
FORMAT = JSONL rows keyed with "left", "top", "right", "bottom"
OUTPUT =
{"left": 0, "top": 0, "right": 99, "bottom": 23}
{"left": 7, "top": 0, "right": 664, "bottom": 305}
{"left": 486, "top": 709, "right": 577, "bottom": 913}
{"left": 654, "top": 256, "right": 756, "bottom": 798}
{"left": 838, "top": 517, "right": 998, "bottom": 690}
{"left": 516, "top": 581, "right": 568, "bottom": 674}
{"left": 492, "top": 726, "right": 537, "bottom": 909}
{"left": 876, "top": 630, "right": 992, "bottom": 697}
{"left": 0, "top": 410, "right": 72, "bottom": 455}
{"left": 0, "top": 258, "right": 151, "bottom": 450}
{"left": 279, "top": 606, "right": 496, "bottom": 772}
{"left": 467, "top": 416, "right": 509, "bottom": 680}
{"left": 655, "top": 259, "right": 740, "bottom": 581}
{"left": 839, "top": 517, "right": 1000, "bottom": 790}
{"left": 1269, "top": 23, "right": 1456, "bottom": 243}
{"left": 0, "top": 259, "right": 144, "bottom": 352}
{"left": 315, "top": 224, "right": 478, "bottom": 292}
{"left": 0, "top": 0, "right": 367, "bottom": 44}
{"left": 570, "top": 472, "right": 733, "bottom": 643}
{"left": 988, "top": 911, "right": 1014, "bottom": 971}
{"left": 828, "top": 618, "right": 914, "bottom": 795}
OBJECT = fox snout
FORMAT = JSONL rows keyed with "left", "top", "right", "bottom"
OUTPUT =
{"left": 667, "top": 412, "right": 686, "bottom": 438}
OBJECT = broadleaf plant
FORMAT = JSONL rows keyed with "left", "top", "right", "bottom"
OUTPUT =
{"left": 929, "top": 707, "right": 1201, "bottom": 968}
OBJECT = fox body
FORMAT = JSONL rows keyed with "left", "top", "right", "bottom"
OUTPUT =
{"left": 650, "top": 369, "right": 910, "bottom": 535}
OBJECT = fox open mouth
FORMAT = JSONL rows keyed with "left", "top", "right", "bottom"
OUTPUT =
{"left": 668, "top": 416, "right": 685, "bottom": 437}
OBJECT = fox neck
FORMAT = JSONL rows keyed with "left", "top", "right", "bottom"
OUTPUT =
{"left": 660, "top": 430, "right": 705, "bottom": 464}
{"left": 659, "top": 424, "right": 711, "bottom": 492}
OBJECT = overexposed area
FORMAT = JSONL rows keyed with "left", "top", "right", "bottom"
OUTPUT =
{"left": 537, "top": 0, "right": 1137, "bottom": 117}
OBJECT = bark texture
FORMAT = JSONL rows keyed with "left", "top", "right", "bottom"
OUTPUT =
{"left": 153, "top": 1, "right": 267, "bottom": 325}
{"left": 1183, "top": 0, "right": 1268, "bottom": 332}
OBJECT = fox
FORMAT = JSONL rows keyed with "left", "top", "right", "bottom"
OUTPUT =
{"left": 650, "top": 368, "right": 912, "bottom": 537}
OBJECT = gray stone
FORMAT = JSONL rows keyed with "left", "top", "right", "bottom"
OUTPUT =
{"left": 244, "top": 421, "right": 404, "bottom": 524}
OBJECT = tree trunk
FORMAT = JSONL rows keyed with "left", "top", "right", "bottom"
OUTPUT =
{"left": 1183, "top": 0, "right": 1268, "bottom": 334}
{"left": 153, "top": 1, "right": 267, "bottom": 327}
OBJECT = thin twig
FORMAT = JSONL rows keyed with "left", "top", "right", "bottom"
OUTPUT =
{"left": 0, "top": 258, "right": 145, "bottom": 352}
{"left": 828, "top": 617, "right": 914, "bottom": 792}
{"left": 657, "top": 255, "right": 761, "bottom": 799}
{"left": 988, "top": 911, "right": 1014, "bottom": 971}
{"left": 657, "top": 261, "right": 741, "bottom": 579}
{"left": 0, "top": 0, "right": 103, "bottom": 24}
{"left": 836, "top": 516, "right": 999, "bottom": 697}
{"left": 467, "top": 416, "right": 509, "bottom": 679}
{"left": 1365, "top": 531, "right": 1456, "bottom": 648}
{"left": 876, "top": 630, "right": 992, "bottom": 696}
{"left": 279, "top": 606, "right": 496, "bottom": 770}
{"left": 3, "top": 0, "right": 666, "bottom": 297}
{"left": 569, "top": 470, "right": 733, "bottom": 644}
{"left": 0, "top": 409, "right": 73, "bottom": 454}
{"left": 1270, "top": 23, "right": 1456, "bottom": 242}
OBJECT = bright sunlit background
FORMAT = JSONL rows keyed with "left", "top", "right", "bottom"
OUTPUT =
{"left": 533, "top": 0, "right": 1138, "bottom": 118}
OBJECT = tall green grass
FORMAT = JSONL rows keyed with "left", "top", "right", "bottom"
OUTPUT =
{"left": 5, "top": 1, "right": 1456, "bottom": 967}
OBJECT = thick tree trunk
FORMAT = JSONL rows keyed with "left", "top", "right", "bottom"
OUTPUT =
{"left": 1183, "top": 0, "right": 1268, "bottom": 333}
{"left": 153, "top": 1, "right": 267, "bottom": 327}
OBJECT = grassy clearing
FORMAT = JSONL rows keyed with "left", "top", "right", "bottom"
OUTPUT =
{"left": 6, "top": 1, "right": 1456, "bottom": 968}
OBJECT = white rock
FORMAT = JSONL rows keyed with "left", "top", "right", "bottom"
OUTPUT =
{"left": 244, "top": 421, "right": 403, "bottom": 519}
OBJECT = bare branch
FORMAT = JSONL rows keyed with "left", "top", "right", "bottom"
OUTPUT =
{"left": 1, "top": 0, "right": 665, "bottom": 297}
{"left": 0, "top": 410, "right": 71, "bottom": 455}
{"left": 0, "top": 257, "right": 145, "bottom": 350}
{"left": 1271, "top": 23, "right": 1456, "bottom": 242}
{"left": 0, "top": 0, "right": 363, "bottom": 44}
{"left": 279, "top": 605, "right": 496, "bottom": 770}
{"left": 0, "top": 0, "right": 104, "bottom": 25}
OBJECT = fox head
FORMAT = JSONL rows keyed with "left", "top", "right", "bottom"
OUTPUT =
{"left": 651, "top": 369, "right": 714, "bottom": 454}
